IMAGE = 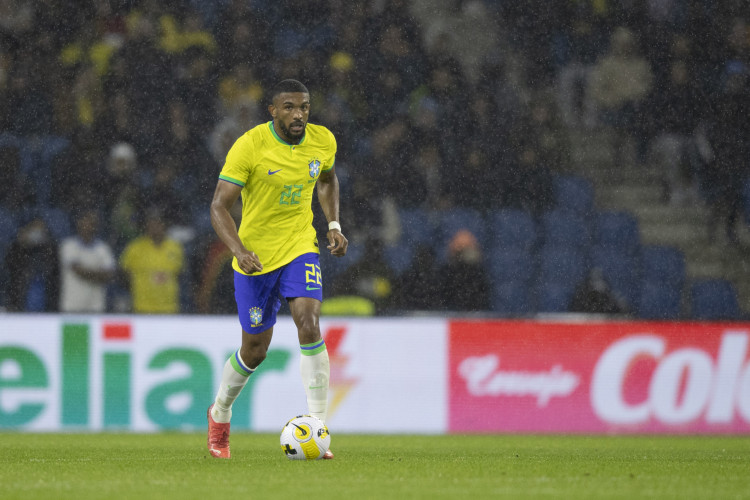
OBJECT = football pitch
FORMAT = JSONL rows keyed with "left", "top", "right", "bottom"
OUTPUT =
{"left": 1, "top": 433, "right": 748, "bottom": 499}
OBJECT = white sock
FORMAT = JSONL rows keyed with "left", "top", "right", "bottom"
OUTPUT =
{"left": 211, "top": 349, "right": 254, "bottom": 423}
{"left": 300, "top": 340, "right": 330, "bottom": 423}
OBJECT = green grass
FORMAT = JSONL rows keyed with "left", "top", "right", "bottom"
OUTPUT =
{"left": 1, "top": 434, "right": 749, "bottom": 499}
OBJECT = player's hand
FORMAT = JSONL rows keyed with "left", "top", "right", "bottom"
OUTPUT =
{"left": 236, "top": 249, "right": 263, "bottom": 273}
{"left": 327, "top": 230, "right": 348, "bottom": 257}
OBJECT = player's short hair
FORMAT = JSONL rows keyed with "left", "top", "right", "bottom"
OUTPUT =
{"left": 270, "top": 79, "right": 309, "bottom": 104}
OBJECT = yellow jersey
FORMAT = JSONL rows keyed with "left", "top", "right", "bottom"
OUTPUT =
{"left": 218, "top": 121, "right": 336, "bottom": 275}
{"left": 120, "top": 236, "right": 184, "bottom": 313}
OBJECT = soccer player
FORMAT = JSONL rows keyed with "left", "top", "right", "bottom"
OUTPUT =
{"left": 207, "top": 79, "right": 348, "bottom": 459}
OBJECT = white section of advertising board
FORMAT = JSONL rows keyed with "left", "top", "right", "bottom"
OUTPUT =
{"left": 0, "top": 315, "right": 448, "bottom": 433}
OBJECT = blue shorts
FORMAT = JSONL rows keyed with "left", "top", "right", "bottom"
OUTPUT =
{"left": 234, "top": 252, "right": 323, "bottom": 334}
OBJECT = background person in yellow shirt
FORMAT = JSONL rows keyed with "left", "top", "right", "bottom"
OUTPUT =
{"left": 120, "top": 209, "right": 184, "bottom": 313}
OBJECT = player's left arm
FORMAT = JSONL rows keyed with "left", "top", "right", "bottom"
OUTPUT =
{"left": 317, "top": 166, "right": 348, "bottom": 257}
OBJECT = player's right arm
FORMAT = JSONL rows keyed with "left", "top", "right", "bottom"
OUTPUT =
{"left": 210, "top": 180, "right": 263, "bottom": 274}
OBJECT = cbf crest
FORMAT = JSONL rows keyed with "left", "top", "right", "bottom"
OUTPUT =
{"left": 249, "top": 307, "right": 263, "bottom": 328}
{"left": 308, "top": 158, "right": 321, "bottom": 178}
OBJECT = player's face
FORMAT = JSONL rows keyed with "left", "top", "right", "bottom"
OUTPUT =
{"left": 269, "top": 92, "right": 310, "bottom": 143}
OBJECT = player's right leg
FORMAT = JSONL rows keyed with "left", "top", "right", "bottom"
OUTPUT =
{"left": 208, "top": 327, "right": 272, "bottom": 458}
{"left": 208, "top": 270, "right": 281, "bottom": 458}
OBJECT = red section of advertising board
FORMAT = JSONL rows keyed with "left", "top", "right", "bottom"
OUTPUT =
{"left": 449, "top": 321, "right": 750, "bottom": 434}
{"left": 103, "top": 323, "right": 132, "bottom": 340}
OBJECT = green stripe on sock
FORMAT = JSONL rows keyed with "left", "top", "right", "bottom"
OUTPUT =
{"left": 300, "top": 341, "right": 327, "bottom": 356}
{"left": 230, "top": 351, "right": 253, "bottom": 377}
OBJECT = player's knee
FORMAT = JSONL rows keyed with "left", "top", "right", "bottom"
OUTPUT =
{"left": 297, "top": 318, "right": 321, "bottom": 345}
{"left": 240, "top": 344, "right": 267, "bottom": 369}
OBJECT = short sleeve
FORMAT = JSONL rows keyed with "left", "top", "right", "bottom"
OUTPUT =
{"left": 322, "top": 129, "right": 337, "bottom": 172}
{"left": 219, "top": 133, "right": 255, "bottom": 187}
{"left": 99, "top": 242, "right": 116, "bottom": 271}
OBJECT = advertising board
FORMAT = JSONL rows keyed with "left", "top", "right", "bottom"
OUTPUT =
{"left": 449, "top": 321, "right": 750, "bottom": 433}
{"left": 0, "top": 315, "right": 447, "bottom": 433}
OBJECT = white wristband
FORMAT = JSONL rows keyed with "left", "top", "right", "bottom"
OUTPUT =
{"left": 328, "top": 221, "right": 341, "bottom": 232}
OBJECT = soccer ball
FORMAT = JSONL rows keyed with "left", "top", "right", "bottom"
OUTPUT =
{"left": 280, "top": 415, "right": 331, "bottom": 460}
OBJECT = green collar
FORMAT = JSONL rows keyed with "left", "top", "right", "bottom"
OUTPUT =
{"left": 269, "top": 121, "right": 306, "bottom": 146}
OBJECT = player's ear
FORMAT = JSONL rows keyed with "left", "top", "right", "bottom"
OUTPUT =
{"left": 268, "top": 104, "right": 276, "bottom": 118}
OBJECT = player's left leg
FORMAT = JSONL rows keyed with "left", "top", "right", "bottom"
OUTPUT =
{"left": 288, "top": 296, "right": 329, "bottom": 422}
{"left": 281, "top": 253, "right": 333, "bottom": 458}
{"left": 288, "top": 296, "right": 333, "bottom": 459}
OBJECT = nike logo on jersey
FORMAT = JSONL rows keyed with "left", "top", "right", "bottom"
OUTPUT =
{"left": 268, "top": 169, "right": 282, "bottom": 175}
{"left": 306, "top": 285, "right": 321, "bottom": 291}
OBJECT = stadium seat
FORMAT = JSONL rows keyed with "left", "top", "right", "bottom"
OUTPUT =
{"left": 637, "top": 280, "right": 682, "bottom": 319}
{"left": 640, "top": 245, "right": 686, "bottom": 288}
{"left": 487, "top": 208, "right": 538, "bottom": 251}
{"left": 536, "top": 281, "right": 575, "bottom": 313}
{"left": 541, "top": 210, "right": 591, "bottom": 250}
{"left": 0, "top": 207, "right": 18, "bottom": 249}
{"left": 382, "top": 245, "right": 414, "bottom": 276}
{"left": 397, "top": 207, "right": 435, "bottom": 247}
{"left": 383, "top": 208, "right": 435, "bottom": 276}
{"left": 594, "top": 210, "right": 640, "bottom": 255}
{"left": 487, "top": 248, "right": 536, "bottom": 284}
{"left": 491, "top": 280, "right": 533, "bottom": 316}
{"left": 690, "top": 279, "right": 741, "bottom": 321}
{"left": 590, "top": 246, "right": 641, "bottom": 308}
{"left": 553, "top": 174, "right": 595, "bottom": 216}
{"left": 538, "top": 244, "right": 588, "bottom": 286}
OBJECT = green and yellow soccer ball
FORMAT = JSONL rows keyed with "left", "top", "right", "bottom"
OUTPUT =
{"left": 280, "top": 415, "right": 331, "bottom": 460}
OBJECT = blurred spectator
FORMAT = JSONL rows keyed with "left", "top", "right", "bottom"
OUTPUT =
{"left": 104, "top": 142, "right": 143, "bottom": 250}
{"left": 569, "top": 267, "right": 627, "bottom": 315}
{"left": 4, "top": 217, "right": 59, "bottom": 312}
{"left": 417, "top": 0, "right": 500, "bottom": 84}
{"left": 646, "top": 58, "right": 704, "bottom": 206}
{"left": 449, "top": 141, "right": 495, "bottom": 212}
{"left": 701, "top": 61, "right": 750, "bottom": 246}
{"left": 364, "top": 22, "right": 425, "bottom": 127}
{"left": 327, "top": 237, "right": 395, "bottom": 314}
{"left": 438, "top": 229, "right": 491, "bottom": 312}
{"left": 175, "top": 47, "right": 218, "bottom": 132}
{"left": 411, "top": 58, "right": 469, "bottom": 165}
{"left": 218, "top": 63, "right": 264, "bottom": 114}
{"left": 553, "top": 1, "right": 612, "bottom": 128}
{"left": 59, "top": 209, "right": 116, "bottom": 313}
{"left": 3, "top": 59, "right": 55, "bottom": 136}
{"left": 51, "top": 129, "right": 105, "bottom": 211}
{"left": 143, "top": 160, "right": 190, "bottom": 227}
{"left": 155, "top": 99, "right": 215, "bottom": 203}
{"left": 0, "top": 141, "right": 35, "bottom": 211}
{"left": 120, "top": 208, "right": 184, "bottom": 313}
{"left": 502, "top": 142, "right": 555, "bottom": 217}
{"left": 158, "top": 8, "right": 216, "bottom": 55}
{"left": 215, "top": 0, "right": 270, "bottom": 72}
{"left": 517, "top": 90, "right": 570, "bottom": 171}
{"left": 118, "top": 10, "right": 171, "bottom": 162}
{"left": 587, "top": 27, "right": 654, "bottom": 164}
{"left": 393, "top": 244, "right": 442, "bottom": 311}
{"left": 395, "top": 138, "right": 446, "bottom": 211}
{"left": 194, "top": 199, "right": 242, "bottom": 314}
